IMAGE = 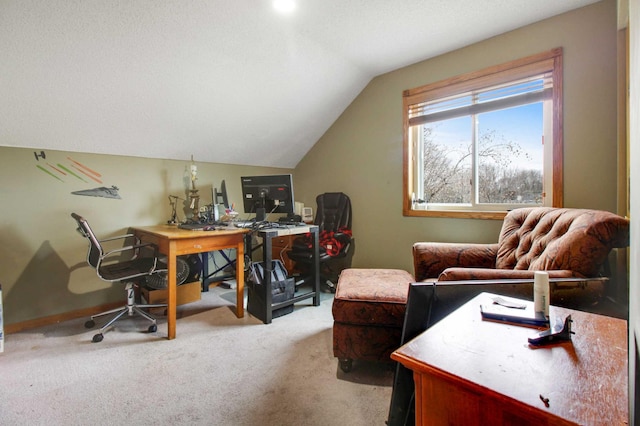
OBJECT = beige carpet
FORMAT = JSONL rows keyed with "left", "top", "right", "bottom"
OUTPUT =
{"left": 0, "top": 287, "right": 394, "bottom": 425}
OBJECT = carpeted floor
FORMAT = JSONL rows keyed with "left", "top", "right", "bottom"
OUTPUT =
{"left": 0, "top": 286, "right": 395, "bottom": 425}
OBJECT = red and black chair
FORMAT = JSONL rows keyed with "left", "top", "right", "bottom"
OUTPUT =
{"left": 287, "top": 192, "right": 354, "bottom": 292}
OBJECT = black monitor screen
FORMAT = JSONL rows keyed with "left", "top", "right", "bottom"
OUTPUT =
{"left": 240, "top": 174, "right": 294, "bottom": 221}
{"left": 213, "top": 179, "right": 229, "bottom": 208}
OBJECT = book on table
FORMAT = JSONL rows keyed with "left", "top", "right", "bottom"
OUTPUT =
{"left": 479, "top": 295, "right": 549, "bottom": 327}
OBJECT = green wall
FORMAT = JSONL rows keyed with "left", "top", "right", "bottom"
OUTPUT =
{"left": 294, "top": 0, "right": 620, "bottom": 272}
{"left": 0, "top": 147, "right": 290, "bottom": 325}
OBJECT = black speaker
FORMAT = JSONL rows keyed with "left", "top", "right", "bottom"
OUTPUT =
{"left": 247, "top": 260, "right": 295, "bottom": 321}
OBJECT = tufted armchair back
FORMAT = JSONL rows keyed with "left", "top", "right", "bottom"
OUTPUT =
{"left": 496, "top": 207, "right": 630, "bottom": 277}
{"left": 413, "top": 207, "right": 629, "bottom": 282}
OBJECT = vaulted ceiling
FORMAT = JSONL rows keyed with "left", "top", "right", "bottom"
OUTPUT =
{"left": 1, "top": 0, "right": 600, "bottom": 168}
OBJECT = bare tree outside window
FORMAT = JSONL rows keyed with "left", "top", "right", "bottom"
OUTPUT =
{"left": 420, "top": 123, "right": 542, "bottom": 205}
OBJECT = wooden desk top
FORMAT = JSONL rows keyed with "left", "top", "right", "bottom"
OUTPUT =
{"left": 257, "top": 224, "right": 317, "bottom": 236}
{"left": 132, "top": 224, "right": 249, "bottom": 239}
{"left": 392, "top": 292, "right": 628, "bottom": 425}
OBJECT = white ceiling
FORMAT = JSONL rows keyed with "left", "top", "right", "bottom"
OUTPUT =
{"left": 1, "top": 0, "right": 600, "bottom": 168}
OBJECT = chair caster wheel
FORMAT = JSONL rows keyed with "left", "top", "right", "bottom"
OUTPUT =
{"left": 84, "top": 320, "right": 95, "bottom": 329}
{"left": 148, "top": 324, "right": 157, "bottom": 333}
{"left": 339, "top": 358, "right": 353, "bottom": 373}
{"left": 92, "top": 333, "right": 104, "bottom": 343}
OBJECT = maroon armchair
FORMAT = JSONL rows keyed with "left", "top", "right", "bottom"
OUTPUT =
{"left": 414, "top": 207, "right": 630, "bottom": 320}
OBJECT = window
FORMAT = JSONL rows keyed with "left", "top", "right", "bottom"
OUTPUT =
{"left": 403, "top": 48, "right": 563, "bottom": 219}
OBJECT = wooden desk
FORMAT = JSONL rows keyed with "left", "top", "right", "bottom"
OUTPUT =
{"left": 132, "top": 225, "right": 248, "bottom": 340}
{"left": 391, "top": 292, "right": 628, "bottom": 425}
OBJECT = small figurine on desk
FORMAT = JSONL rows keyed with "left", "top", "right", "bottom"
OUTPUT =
{"left": 188, "top": 156, "right": 201, "bottom": 222}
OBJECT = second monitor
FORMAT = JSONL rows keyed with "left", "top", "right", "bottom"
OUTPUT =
{"left": 240, "top": 174, "right": 295, "bottom": 221}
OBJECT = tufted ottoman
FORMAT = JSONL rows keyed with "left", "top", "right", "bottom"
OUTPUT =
{"left": 332, "top": 268, "right": 414, "bottom": 372}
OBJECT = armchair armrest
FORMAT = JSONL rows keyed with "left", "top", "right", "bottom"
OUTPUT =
{"left": 413, "top": 242, "right": 498, "bottom": 281}
{"left": 437, "top": 268, "right": 577, "bottom": 281}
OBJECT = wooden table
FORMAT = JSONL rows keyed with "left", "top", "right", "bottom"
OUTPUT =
{"left": 391, "top": 292, "right": 628, "bottom": 425}
{"left": 132, "top": 225, "right": 248, "bottom": 340}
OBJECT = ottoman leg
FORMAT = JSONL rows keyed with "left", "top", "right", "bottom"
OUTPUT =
{"left": 338, "top": 358, "right": 353, "bottom": 373}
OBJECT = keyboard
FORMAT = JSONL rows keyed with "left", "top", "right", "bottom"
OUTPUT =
{"left": 277, "top": 220, "right": 306, "bottom": 226}
{"left": 234, "top": 220, "right": 257, "bottom": 228}
{"left": 179, "top": 221, "right": 228, "bottom": 230}
{"left": 233, "top": 220, "right": 307, "bottom": 229}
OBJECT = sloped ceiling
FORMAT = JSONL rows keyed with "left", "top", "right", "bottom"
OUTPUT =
{"left": 1, "top": 0, "right": 600, "bottom": 168}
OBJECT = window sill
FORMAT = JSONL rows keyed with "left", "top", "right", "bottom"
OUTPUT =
{"left": 403, "top": 208, "right": 507, "bottom": 220}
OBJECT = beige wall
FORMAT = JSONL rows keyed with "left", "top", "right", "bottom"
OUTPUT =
{"left": 294, "top": 0, "right": 620, "bottom": 273}
{"left": 0, "top": 147, "right": 290, "bottom": 325}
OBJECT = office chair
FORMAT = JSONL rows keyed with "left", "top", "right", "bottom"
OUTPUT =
{"left": 71, "top": 213, "right": 168, "bottom": 342}
{"left": 287, "top": 192, "right": 354, "bottom": 292}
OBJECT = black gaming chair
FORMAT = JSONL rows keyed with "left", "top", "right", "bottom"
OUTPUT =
{"left": 71, "top": 213, "right": 168, "bottom": 342}
{"left": 287, "top": 192, "right": 354, "bottom": 292}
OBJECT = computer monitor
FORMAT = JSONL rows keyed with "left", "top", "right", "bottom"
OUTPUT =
{"left": 240, "top": 174, "right": 295, "bottom": 221}
{"left": 213, "top": 179, "right": 229, "bottom": 208}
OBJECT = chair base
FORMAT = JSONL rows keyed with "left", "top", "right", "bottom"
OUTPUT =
{"left": 85, "top": 282, "right": 167, "bottom": 342}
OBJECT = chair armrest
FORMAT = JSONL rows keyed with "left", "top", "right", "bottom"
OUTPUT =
{"left": 413, "top": 242, "right": 498, "bottom": 281}
{"left": 99, "top": 233, "right": 137, "bottom": 244}
{"left": 437, "top": 268, "right": 578, "bottom": 281}
{"left": 291, "top": 233, "right": 352, "bottom": 251}
{"left": 333, "top": 233, "right": 351, "bottom": 246}
{"left": 291, "top": 234, "right": 312, "bottom": 250}
{"left": 102, "top": 242, "right": 160, "bottom": 261}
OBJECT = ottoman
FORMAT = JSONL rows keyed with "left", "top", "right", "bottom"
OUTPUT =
{"left": 332, "top": 268, "right": 414, "bottom": 372}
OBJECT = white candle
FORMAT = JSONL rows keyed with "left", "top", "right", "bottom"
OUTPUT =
{"left": 533, "top": 271, "right": 550, "bottom": 316}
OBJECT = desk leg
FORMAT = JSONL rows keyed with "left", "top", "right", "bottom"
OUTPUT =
{"left": 167, "top": 241, "right": 177, "bottom": 340}
{"left": 264, "top": 236, "right": 273, "bottom": 324}
{"left": 201, "top": 253, "right": 209, "bottom": 292}
{"left": 235, "top": 240, "right": 245, "bottom": 318}
{"left": 312, "top": 229, "right": 320, "bottom": 306}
